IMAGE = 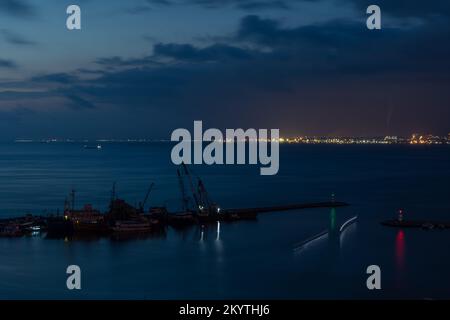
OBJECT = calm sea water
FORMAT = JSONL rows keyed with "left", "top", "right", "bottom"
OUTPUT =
{"left": 0, "top": 142, "right": 449, "bottom": 299}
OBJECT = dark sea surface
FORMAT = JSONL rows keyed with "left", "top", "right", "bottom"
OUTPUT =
{"left": 0, "top": 142, "right": 449, "bottom": 299}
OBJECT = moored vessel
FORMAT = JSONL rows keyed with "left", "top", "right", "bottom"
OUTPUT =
{"left": 111, "top": 219, "right": 152, "bottom": 233}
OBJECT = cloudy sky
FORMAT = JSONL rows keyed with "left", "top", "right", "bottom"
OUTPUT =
{"left": 0, "top": 0, "right": 449, "bottom": 140}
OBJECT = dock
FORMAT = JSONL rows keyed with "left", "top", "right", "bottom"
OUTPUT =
{"left": 224, "top": 201, "right": 349, "bottom": 215}
{"left": 381, "top": 219, "right": 450, "bottom": 229}
{"left": 191, "top": 201, "right": 349, "bottom": 223}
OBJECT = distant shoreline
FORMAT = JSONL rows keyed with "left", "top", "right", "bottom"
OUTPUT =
{"left": 12, "top": 139, "right": 450, "bottom": 146}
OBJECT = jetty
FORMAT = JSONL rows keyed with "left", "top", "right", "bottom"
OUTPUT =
{"left": 225, "top": 201, "right": 348, "bottom": 215}
{"left": 381, "top": 219, "right": 450, "bottom": 230}
{"left": 381, "top": 209, "right": 450, "bottom": 230}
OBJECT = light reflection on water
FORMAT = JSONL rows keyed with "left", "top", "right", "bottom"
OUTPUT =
{"left": 395, "top": 229, "right": 406, "bottom": 288}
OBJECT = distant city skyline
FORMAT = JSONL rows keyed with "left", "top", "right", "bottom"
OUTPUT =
{"left": 13, "top": 132, "right": 450, "bottom": 145}
{"left": 0, "top": 0, "right": 449, "bottom": 140}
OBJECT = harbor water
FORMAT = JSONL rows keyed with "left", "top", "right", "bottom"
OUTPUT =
{"left": 0, "top": 142, "right": 449, "bottom": 299}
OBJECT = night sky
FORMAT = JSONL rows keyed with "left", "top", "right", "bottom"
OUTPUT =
{"left": 0, "top": 0, "right": 449, "bottom": 140}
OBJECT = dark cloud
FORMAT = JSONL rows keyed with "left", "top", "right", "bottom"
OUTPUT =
{"left": 94, "top": 15, "right": 450, "bottom": 135}
{"left": 0, "top": 0, "right": 36, "bottom": 18}
{"left": 237, "top": 1, "right": 289, "bottom": 10}
{"left": 8, "top": 12, "right": 450, "bottom": 137}
{"left": 0, "top": 90, "right": 46, "bottom": 100}
{"left": 125, "top": 5, "right": 153, "bottom": 15}
{"left": 31, "top": 73, "right": 78, "bottom": 84}
{"left": 64, "top": 94, "right": 95, "bottom": 110}
{"left": 342, "top": 0, "right": 450, "bottom": 18}
{"left": 76, "top": 68, "right": 107, "bottom": 75}
{"left": 146, "top": 0, "right": 171, "bottom": 5}
{"left": 146, "top": 0, "right": 450, "bottom": 17}
{"left": 74, "top": 66, "right": 191, "bottom": 108}
{"left": 95, "top": 56, "right": 162, "bottom": 68}
{"left": 153, "top": 43, "right": 253, "bottom": 61}
{"left": 235, "top": 15, "right": 450, "bottom": 74}
{"left": 0, "top": 58, "right": 17, "bottom": 69}
{"left": 1, "top": 29, "right": 37, "bottom": 46}
{"left": 146, "top": 0, "right": 290, "bottom": 10}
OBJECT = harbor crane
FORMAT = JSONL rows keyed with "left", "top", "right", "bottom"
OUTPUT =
{"left": 139, "top": 182, "right": 155, "bottom": 213}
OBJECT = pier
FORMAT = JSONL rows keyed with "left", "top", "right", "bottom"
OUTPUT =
{"left": 0, "top": 201, "right": 350, "bottom": 238}
{"left": 381, "top": 219, "right": 450, "bottom": 230}
{"left": 224, "top": 201, "right": 349, "bottom": 215}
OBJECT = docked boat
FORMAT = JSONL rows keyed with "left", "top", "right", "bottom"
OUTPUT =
{"left": 69, "top": 204, "right": 108, "bottom": 234}
{"left": 47, "top": 216, "right": 74, "bottom": 236}
{"left": 111, "top": 220, "right": 152, "bottom": 233}
{"left": 167, "top": 212, "right": 197, "bottom": 226}
{"left": 0, "top": 224, "right": 22, "bottom": 237}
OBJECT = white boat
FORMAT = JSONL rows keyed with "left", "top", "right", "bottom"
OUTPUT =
{"left": 83, "top": 144, "right": 102, "bottom": 150}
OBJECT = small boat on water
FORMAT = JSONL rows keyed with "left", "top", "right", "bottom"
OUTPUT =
{"left": 84, "top": 144, "right": 102, "bottom": 150}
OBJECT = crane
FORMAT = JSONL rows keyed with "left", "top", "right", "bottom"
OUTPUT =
{"left": 177, "top": 169, "right": 190, "bottom": 212}
{"left": 182, "top": 162, "right": 201, "bottom": 212}
{"left": 139, "top": 182, "right": 155, "bottom": 213}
